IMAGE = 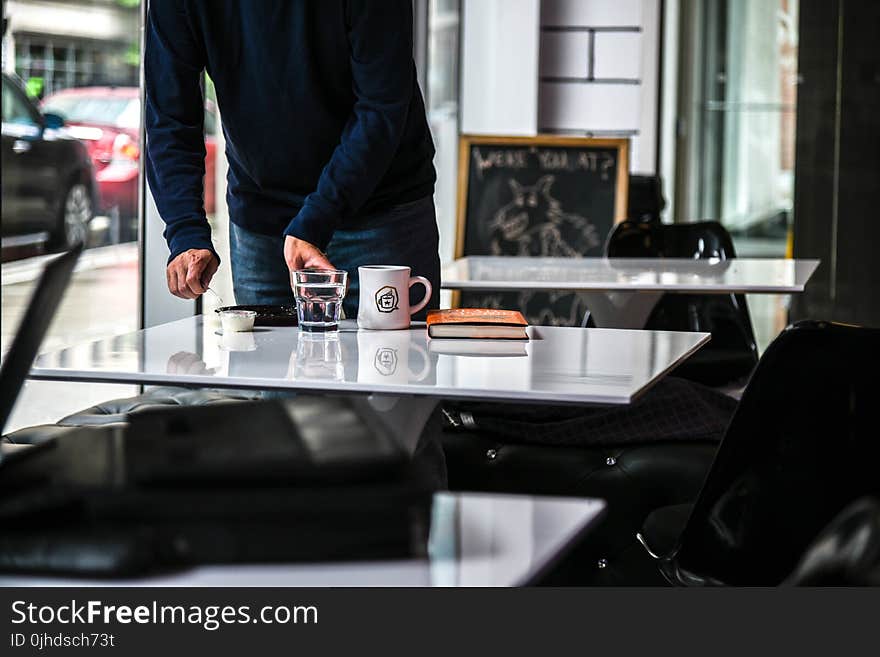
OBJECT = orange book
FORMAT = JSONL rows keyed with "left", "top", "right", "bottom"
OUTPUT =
{"left": 426, "top": 309, "right": 529, "bottom": 339}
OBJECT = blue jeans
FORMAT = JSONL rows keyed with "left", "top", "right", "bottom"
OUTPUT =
{"left": 230, "top": 196, "right": 441, "bottom": 320}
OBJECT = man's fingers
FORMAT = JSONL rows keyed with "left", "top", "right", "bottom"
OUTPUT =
{"left": 303, "top": 249, "right": 335, "bottom": 270}
{"left": 166, "top": 266, "right": 176, "bottom": 297}
{"left": 314, "top": 252, "right": 335, "bottom": 270}
{"left": 291, "top": 252, "right": 307, "bottom": 272}
{"left": 204, "top": 256, "right": 219, "bottom": 281}
{"left": 169, "top": 265, "right": 187, "bottom": 299}
{"left": 284, "top": 236, "right": 335, "bottom": 272}
{"left": 185, "top": 273, "right": 205, "bottom": 297}
{"left": 176, "top": 263, "right": 197, "bottom": 299}
{"left": 200, "top": 254, "right": 219, "bottom": 286}
{"left": 167, "top": 249, "right": 218, "bottom": 300}
{"left": 185, "top": 261, "right": 207, "bottom": 297}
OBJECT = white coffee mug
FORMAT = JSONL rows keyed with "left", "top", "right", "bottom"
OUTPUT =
{"left": 357, "top": 265, "right": 432, "bottom": 330}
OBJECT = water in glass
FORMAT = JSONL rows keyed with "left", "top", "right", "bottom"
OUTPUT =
{"left": 292, "top": 269, "right": 348, "bottom": 332}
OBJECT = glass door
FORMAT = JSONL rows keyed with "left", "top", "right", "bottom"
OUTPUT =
{"left": 676, "top": 0, "right": 799, "bottom": 257}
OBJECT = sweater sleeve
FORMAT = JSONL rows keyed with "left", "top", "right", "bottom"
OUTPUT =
{"left": 283, "top": 0, "right": 416, "bottom": 250}
{"left": 144, "top": 0, "right": 218, "bottom": 263}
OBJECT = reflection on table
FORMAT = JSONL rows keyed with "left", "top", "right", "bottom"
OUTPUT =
{"left": 31, "top": 317, "right": 709, "bottom": 405}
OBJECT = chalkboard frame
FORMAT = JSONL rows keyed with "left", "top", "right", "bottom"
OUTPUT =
{"left": 454, "top": 134, "right": 630, "bottom": 259}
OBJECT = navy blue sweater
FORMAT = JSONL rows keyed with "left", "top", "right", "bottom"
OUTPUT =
{"left": 145, "top": 0, "right": 436, "bottom": 262}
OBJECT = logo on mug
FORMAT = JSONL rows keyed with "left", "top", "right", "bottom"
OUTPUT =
{"left": 374, "top": 347, "right": 398, "bottom": 376}
{"left": 375, "top": 286, "right": 399, "bottom": 313}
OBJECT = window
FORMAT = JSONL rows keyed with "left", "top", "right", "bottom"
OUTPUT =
{"left": 12, "top": 34, "right": 138, "bottom": 99}
{"left": 2, "top": 77, "right": 40, "bottom": 125}
{"left": 41, "top": 95, "right": 139, "bottom": 129}
{"left": 1, "top": 0, "right": 142, "bottom": 432}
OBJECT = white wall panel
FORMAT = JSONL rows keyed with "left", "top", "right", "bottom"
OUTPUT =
{"left": 541, "top": 0, "right": 642, "bottom": 27}
{"left": 636, "top": 0, "right": 661, "bottom": 175}
{"left": 539, "top": 82, "right": 641, "bottom": 131}
{"left": 461, "top": 0, "right": 541, "bottom": 135}
{"left": 537, "top": 0, "right": 661, "bottom": 173}
{"left": 593, "top": 31, "right": 642, "bottom": 80}
{"left": 539, "top": 32, "right": 590, "bottom": 78}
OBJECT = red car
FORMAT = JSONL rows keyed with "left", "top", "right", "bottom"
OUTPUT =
{"left": 41, "top": 87, "right": 217, "bottom": 225}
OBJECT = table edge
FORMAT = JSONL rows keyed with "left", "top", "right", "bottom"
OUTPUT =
{"left": 27, "top": 369, "right": 638, "bottom": 406}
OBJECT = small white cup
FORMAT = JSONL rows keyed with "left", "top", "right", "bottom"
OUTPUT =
{"left": 219, "top": 309, "right": 256, "bottom": 333}
{"left": 357, "top": 265, "right": 432, "bottom": 330}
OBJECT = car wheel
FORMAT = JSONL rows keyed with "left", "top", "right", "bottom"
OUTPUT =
{"left": 54, "top": 183, "right": 92, "bottom": 249}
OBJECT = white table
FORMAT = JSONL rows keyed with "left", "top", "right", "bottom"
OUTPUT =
{"left": 442, "top": 256, "right": 820, "bottom": 328}
{"left": 31, "top": 317, "right": 709, "bottom": 407}
{"left": 0, "top": 492, "right": 605, "bottom": 587}
{"left": 30, "top": 317, "right": 707, "bottom": 456}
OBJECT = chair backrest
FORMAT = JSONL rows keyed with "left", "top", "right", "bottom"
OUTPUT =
{"left": 605, "top": 220, "right": 737, "bottom": 259}
{"left": 626, "top": 175, "right": 666, "bottom": 224}
{"left": 605, "top": 221, "right": 758, "bottom": 385}
{"left": 674, "top": 321, "right": 880, "bottom": 585}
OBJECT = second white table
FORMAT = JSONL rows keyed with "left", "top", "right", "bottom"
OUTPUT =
{"left": 442, "top": 256, "right": 820, "bottom": 327}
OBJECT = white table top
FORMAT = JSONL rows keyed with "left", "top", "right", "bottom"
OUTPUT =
{"left": 442, "top": 256, "right": 820, "bottom": 293}
{"left": 30, "top": 317, "right": 709, "bottom": 406}
{"left": 0, "top": 492, "right": 605, "bottom": 587}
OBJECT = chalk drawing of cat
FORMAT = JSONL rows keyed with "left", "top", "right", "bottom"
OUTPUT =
{"left": 488, "top": 176, "right": 600, "bottom": 257}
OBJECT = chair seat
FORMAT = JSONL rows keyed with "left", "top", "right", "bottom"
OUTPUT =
{"left": 785, "top": 498, "right": 880, "bottom": 586}
{"left": 441, "top": 429, "right": 717, "bottom": 584}
{"left": 2, "top": 424, "right": 79, "bottom": 445}
{"left": 58, "top": 386, "right": 262, "bottom": 426}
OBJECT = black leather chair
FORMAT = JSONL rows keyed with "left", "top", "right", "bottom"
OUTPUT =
{"left": 441, "top": 376, "right": 737, "bottom": 585}
{"left": 55, "top": 386, "right": 263, "bottom": 425}
{"left": 443, "top": 432, "right": 719, "bottom": 585}
{"left": 605, "top": 220, "right": 759, "bottom": 386}
{"left": 1, "top": 388, "right": 264, "bottom": 447}
{"left": 637, "top": 321, "right": 880, "bottom": 586}
{"left": 626, "top": 174, "right": 666, "bottom": 224}
{"left": 785, "top": 497, "right": 880, "bottom": 586}
{"left": 2, "top": 386, "right": 448, "bottom": 493}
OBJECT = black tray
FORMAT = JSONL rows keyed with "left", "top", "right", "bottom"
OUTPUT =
{"left": 215, "top": 305, "right": 298, "bottom": 327}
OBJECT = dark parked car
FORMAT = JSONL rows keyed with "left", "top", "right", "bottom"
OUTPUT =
{"left": 1, "top": 73, "right": 97, "bottom": 252}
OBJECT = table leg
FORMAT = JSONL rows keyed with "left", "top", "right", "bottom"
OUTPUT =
{"left": 581, "top": 291, "right": 664, "bottom": 329}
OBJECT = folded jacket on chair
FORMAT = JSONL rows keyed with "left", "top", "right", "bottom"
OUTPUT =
{"left": 442, "top": 377, "right": 737, "bottom": 447}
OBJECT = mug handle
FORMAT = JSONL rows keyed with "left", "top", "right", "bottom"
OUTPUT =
{"left": 408, "top": 276, "right": 433, "bottom": 316}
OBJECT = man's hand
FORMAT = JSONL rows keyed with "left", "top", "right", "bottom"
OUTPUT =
{"left": 284, "top": 235, "right": 335, "bottom": 271}
{"left": 166, "top": 248, "right": 219, "bottom": 299}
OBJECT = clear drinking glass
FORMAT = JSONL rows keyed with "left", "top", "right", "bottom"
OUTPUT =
{"left": 292, "top": 269, "right": 348, "bottom": 332}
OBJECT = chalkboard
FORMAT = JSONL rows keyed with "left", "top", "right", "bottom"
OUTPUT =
{"left": 455, "top": 135, "right": 629, "bottom": 326}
